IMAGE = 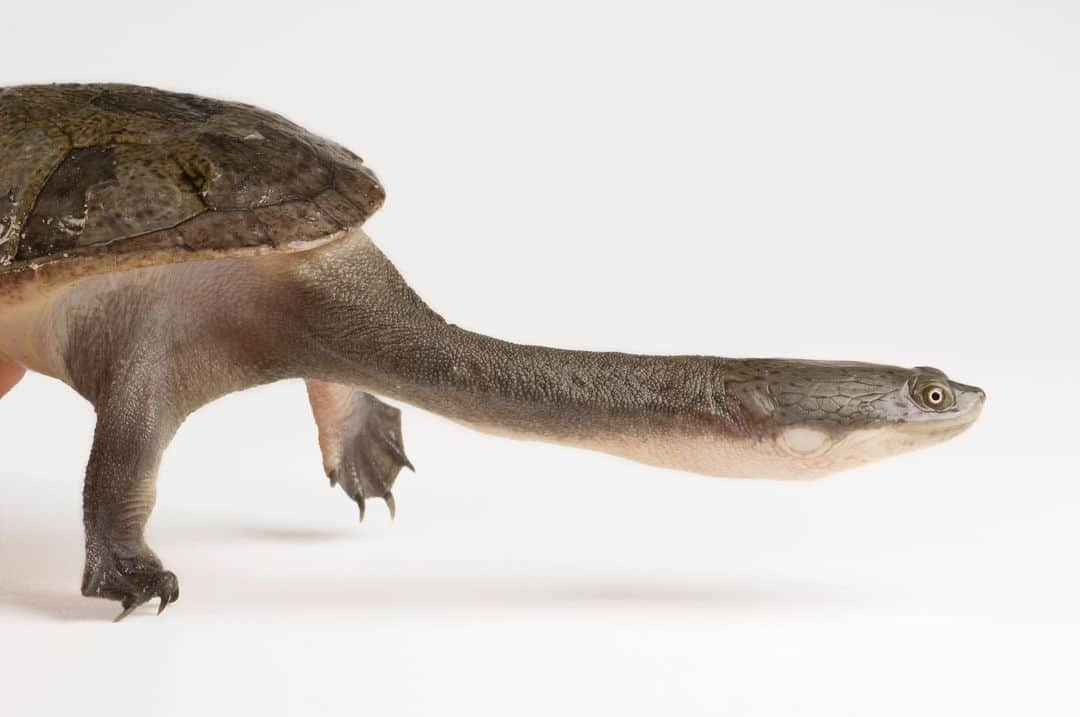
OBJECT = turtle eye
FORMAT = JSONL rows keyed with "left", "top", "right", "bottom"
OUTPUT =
{"left": 912, "top": 380, "right": 955, "bottom": 411}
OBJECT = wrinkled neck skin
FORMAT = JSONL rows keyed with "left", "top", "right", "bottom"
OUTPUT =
{"left": 274, "top": 234, "right": 983, "bottom": 479}
{"left": 282, "top": 238, "right": 721, "bottom": 433}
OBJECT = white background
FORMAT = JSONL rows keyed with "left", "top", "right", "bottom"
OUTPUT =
{"left": 2, "top": 1, "right": 1077, "bottom": 714}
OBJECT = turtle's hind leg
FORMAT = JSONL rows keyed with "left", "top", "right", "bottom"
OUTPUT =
{"left": 306, "top": 381, "right": 413, "bottom": 521}
{"left": 0, "top": 361, "right": 25, "bottom": 399}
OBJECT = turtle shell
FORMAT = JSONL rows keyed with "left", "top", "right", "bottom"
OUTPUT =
{"left": 0, "top": 84, "right": 384, "bottom": 284}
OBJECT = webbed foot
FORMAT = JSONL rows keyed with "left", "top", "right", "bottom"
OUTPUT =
{"left": 82, "top": 547, "right": 180, "bottom": 621}
{"left": 327, "top": 396, "right": 413, "bottom": 521}
{"left": 307, "top": 381, "right": 414, "bottom": 522}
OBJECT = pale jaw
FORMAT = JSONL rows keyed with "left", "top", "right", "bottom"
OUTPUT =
{"left": 775, "top": 400, "right": 985, "bottom": 479}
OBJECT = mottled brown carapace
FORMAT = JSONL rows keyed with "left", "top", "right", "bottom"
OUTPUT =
{"left": 0, "top": 85, "right": 984, "bottom": 620}
{"left": 0, "top": 84, "right": 382, "bottom": 278}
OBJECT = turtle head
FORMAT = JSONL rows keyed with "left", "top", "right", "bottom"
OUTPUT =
{"left": 557, "top": 359, "right": 984, "bottom": 481}
{"left": 739, "top": 362, "right": 986, "bottom": 478}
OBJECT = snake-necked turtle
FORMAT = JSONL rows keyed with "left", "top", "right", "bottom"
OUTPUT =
{"left": 0, "top": 84, "right": 985, "bottom": 620}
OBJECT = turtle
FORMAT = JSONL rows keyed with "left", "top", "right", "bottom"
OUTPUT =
{"left": 0, "top": 84, "right": 985, "bottom": 620}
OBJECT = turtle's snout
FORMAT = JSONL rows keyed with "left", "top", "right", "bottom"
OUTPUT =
{"left": 950, "top": 380, "right": 986, "bottom": 421}
{"left": 955, "top": 382, "right": 986, "bottom": 404}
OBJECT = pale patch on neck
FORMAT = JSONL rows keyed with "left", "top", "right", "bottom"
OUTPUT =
{"left": 584, "top": 432, "right": 835, "bottom": 480}
{"left": 780, "top": 426, "right": 831, "bottom": 457}
{"left": 454, "top": 418, "right": 832, "bottom": 480}
{"left": 453, "top": 415, "right": 977, "bottom": 481}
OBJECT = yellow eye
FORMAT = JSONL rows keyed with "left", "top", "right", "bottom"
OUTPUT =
{"left": 916, "top": 382, "right": 954, "bottom": 410}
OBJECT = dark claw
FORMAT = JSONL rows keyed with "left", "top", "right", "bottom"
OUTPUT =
{"left": 87, "top": 556, "right": 180, "bottom": 622}
{"left": 357, "top": 494, "right": 366, "bottom": 523}
{"left": 156, "top": 582, "right": 179, "bottom": 615}
{"left": 114, "top": 600, "right": 140, "bottom": 623}
{"left": 360, "top": 451, "right": 396, "bottom": 519}
{"left": 328, "top": 469, "right": 338, "bottom": 488}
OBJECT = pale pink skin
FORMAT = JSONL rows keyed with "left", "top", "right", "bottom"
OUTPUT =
{"left": 0, "top": 361, "right": 24, "bottom": 399}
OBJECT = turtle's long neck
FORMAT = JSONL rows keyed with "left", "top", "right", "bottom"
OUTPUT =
{"left": 289, "top": 235, "right": 719, "bottom": 443}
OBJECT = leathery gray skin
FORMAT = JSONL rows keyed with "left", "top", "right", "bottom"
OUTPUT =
{"left": 0, "top": 230, "right": 985, "bottom": 619}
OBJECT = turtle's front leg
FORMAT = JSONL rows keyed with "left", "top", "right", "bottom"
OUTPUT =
{"left": 306, "top": 381, "right": 413, "bottom": 521}
{"left": 81, "top": 391, "right": 181, "bottom": 621}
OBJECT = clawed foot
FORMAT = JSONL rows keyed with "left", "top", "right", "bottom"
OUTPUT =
{"left": 82, "top": 548, "right": 180, "bottom": 621}
{"left": 326, "top": 395, "right": 414, "bottom": 521}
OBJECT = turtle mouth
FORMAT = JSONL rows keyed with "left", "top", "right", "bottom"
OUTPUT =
{"left": 900, "top": 408, "right": 982, "bottom": 436}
